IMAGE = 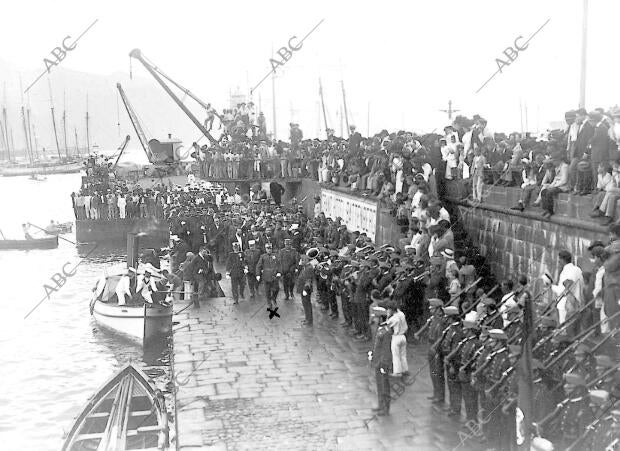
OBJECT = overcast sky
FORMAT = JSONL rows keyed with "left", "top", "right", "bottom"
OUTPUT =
{"left": 2, "top": 0, "right": 619, "bottom": 141}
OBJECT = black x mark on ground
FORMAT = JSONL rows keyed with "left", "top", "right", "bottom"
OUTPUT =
{"left": 267, "top": 307, "right": 280, "bottom": 319}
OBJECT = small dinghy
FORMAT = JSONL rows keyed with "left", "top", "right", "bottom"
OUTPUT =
{"left": 89, "top": 266, "right": 173, "bottom": 344}
{"left": 61, "top": 364, "right": 170, "bottom": 451}
{"left": 0, "top": 235, "right": 58, "bottom": 250}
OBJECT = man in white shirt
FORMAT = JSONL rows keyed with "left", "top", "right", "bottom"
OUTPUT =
{"left": 499, "top": 280, "right": 517, "bottom": 326}
{"left": 84, "top": 194, "right": 92, "bottom": 219}
{"left": 115, "top": 267, "right": 137, "bottom": 305}
{"left": 385, "top": 301, "right": 409, "bottom": 377}
{"left": 117, "top": 193, "right": 127, "bottom": 219}
{"left": 545, "top": 250, "right": 584, "bottom": 324}
{"left": 136, "top": 270, "right": 158, "bottom": 304}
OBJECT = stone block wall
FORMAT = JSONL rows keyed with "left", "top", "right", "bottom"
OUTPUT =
{"left": 449, "top": 181, "right": 610, "bottom": 286}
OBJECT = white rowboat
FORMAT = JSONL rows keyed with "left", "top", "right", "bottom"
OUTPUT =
{"left": 61, "top": 364, "right": 170, "bottom": 451}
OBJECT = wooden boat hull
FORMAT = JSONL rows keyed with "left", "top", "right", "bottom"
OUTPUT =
{"left": 0, "top": 235, "right": 58, "bottom": 250}
{"left": 61, "top": 364, "right": 170, "bottom": 451}
{"left": 1, "top": 161, "right": 83, "bottom": 176}
{"left": 92, "top": 300, "right": 172, "bottom": 344}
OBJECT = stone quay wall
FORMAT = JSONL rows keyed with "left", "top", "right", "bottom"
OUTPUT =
{"left": 445, "top": 180, "right": 608, "bottom": 284}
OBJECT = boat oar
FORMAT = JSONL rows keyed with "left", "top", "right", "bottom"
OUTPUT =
{"left": 0, "top": 228, "right": 5, "bottom": 240}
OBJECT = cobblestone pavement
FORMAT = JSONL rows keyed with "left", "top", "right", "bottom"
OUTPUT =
{"left": 172, "top": 271, "right": 481, "bottom": 451}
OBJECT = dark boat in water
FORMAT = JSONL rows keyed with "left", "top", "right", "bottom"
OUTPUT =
{"left": 0, "top": 235, "right": 58, "bottom": 250}
{"left": 61, "top": 364, "right": 170, "bottom": 451}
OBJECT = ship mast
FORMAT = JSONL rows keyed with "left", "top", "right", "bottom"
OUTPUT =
{"left": 47, "top": 77, "right": 62, "bottom": 160}
{"left": 2, "top": 83, "right": 11, "bottom": 161}
{"left": 271, "top": 46, "right": 277, "bottom": 141}
{"left": 19, "top": 76, "right": 33, "bottom": 164}
{"left": 341, "top": 80, "right": 350, "bottom": 137}
{"left": 85, "top": 93, "right": 91, "bottom": 154}
{"left": 74, "top": 128, "right": 80, "bottom": 156}
{"left": 62, "top": 90, "right": 69, "bottom": 157}
{"left": 26, "top": 91, "right": 37, "bottom": 159}
{"left": 318, "top": 78, "right": 329, "bottom": 138}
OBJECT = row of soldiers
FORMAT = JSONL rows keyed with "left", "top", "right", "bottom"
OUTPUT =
{"left": 415, "top": 280, "right": 620, "bottom": 451}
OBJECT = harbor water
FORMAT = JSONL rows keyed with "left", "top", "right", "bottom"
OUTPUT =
{"left": 0, "top": 173, "right": 173, "bottom": 451}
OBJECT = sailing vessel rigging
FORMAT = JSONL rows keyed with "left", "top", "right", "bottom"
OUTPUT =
{"left": 20, "top": 76, "right": 33, "bottom": 164}
{"left": 318, "top": 78, "right": 329, "bottom": 138}
{"left": 62, "top": 90, "right": 69, "bottom": 157}
{"left": 47, "top": 77, "right": 62, "bottom": 160}
{"left": 341, "top": 80, "right": 350, "bottom": 137}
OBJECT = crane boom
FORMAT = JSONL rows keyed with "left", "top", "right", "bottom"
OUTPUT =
{"left": 129, "top": 49, "right": 218, "bottom": 146}
{"left": 113, "top": 135, "right": 131, "bottom": 170}
{"left": 116, "top": 83, "right": 152, "bottom": 161}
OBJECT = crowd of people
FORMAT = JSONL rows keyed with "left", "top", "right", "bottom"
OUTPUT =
{"left": 162, "top": 173, "right": 617, "bottom": 450}
{"left": 83, "top": 103, "right": 620, "bottom": 449}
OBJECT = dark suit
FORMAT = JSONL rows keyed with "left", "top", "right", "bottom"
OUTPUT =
{"left": 226, "top": 251, "right": 246, "bottom": 302}
{"left": 191, "top": 254, "right": 213, "bottom": 305}
{"left": 371, "top": 322, "right": 393, "bottom": 412}
{"left": 244, "top": 248, "right": 262, "bottom": 297}
{"left": 256, "top": 252, "right": 282, "bottom": 306}
{"left": 269, "top": 181, "right": 285, "bottom": 205}
{"left": 574, "top": 121, "right": 594, "bottom": 159}
{"left": 278, "top": 247, "right": 299, "bottom": 299}
{"left": 208, "top": 225, "right": 226, "bottom": 262}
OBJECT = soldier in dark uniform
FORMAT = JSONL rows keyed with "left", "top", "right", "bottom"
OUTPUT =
{"left": 244, "top": 240, "right": 262, "bottom": 299}
{"left": 226, "top": 242, "right": 246, "bottom": 304}
{"left": 208, "top": 217, "right": 226, "bottom": 263}
{"left": 369, "top": 304, "right": 393, "bottom": 416}
{"left": 272, "top": 221, "right": 288, "bottom": 250}
{"left": 538, "top": 372, "right": 595, "bottom": 448}
{"left": 439, "top": 305, "right": 464, "bottom": 418}
{"left": 422, "top": 298, "right": 447, "bottom": 405}
{"left": 278, "top": 238, "right": 299, "bottom": 300}
{"left": 533, "top": 316, "right": 557, "bottom": 360}
{"left": 295, "top": 255, "right": 315, "bottom": 326}
{"left": 570, "top": 343, "right": 597, "bottom": 382}
{"left": 473, "top": 328, "right": 509, "bottom": 447}
{"left": 478, "top": 297, "right": 504, "bottom": 330}
{"left": 325, "top": 252, "right": 339, "bottom": 318}
{"left": 503, "top": 303, "right": 522, "bottom": 341}
{"left": 457, "top": 319, "right": 481, "bottom": 423}
{"left": 496, "top": 344, "right": 521, "bottom": 451}
{"left": 256, "top": 243, "right": 282, "bottom": 309}
{"left": 336, "top": 263, "right": 353, "bottom": 327}
{"left": 353, "top": 261, "right": 374, "bottom": 341}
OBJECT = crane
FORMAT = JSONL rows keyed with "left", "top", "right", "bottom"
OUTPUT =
{"left": 129, "top": 49, "right": 219, "bottom": 146}
{"left": 112, "top": 135, "right": 131, "bottom": 171}
{"left": 116, "top": 83, "right": 152, "bottom": 161}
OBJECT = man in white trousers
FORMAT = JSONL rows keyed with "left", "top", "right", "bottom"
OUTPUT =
{"left": 385, "top": 300, "right": 409, "bottom": 378}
